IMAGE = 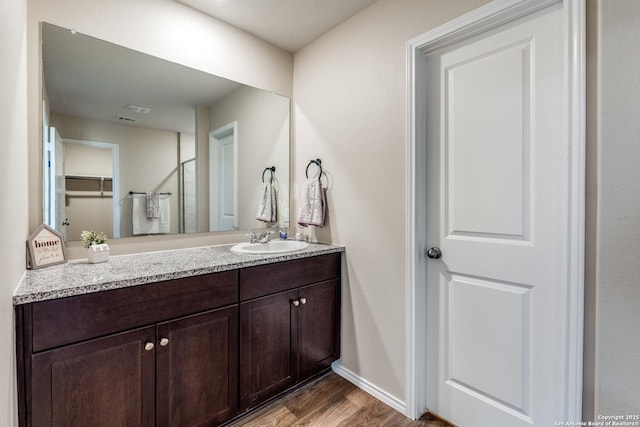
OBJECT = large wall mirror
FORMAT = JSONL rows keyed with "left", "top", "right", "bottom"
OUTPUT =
{"left": 41, "top": 23, "right": 290, "bottom": 242}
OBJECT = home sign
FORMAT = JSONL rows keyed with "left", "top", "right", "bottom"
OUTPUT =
{"left": 27, "top": 224, "right": 67, "bottom": 269}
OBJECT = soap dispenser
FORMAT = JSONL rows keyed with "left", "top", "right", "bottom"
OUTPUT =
{"left": 279, "top": 224, "right": 288, "bottom": 240}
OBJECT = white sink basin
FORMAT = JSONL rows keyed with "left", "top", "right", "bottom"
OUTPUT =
{"left": 230, "top": 240, "right": 309, "bottom": 254}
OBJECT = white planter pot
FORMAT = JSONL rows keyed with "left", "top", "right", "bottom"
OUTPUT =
{"left": 87, "top": 243, "right": 109, "bottom": 264}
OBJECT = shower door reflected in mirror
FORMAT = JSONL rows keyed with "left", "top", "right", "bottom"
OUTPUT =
{"left": 180, "top": 159, "right": 197, "bottom": 234}
{"left": 180, "top": 131, "right": 197, "bottom": 234}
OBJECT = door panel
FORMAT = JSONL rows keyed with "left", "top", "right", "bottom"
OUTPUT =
{"left": 426, "top": 5, "right": 565, "bottom": 426}
{"left": 446, "top": 275, "right": 531, "bottom": 412}
{"left": 209, "top": 124, "right": 237, "bottom": 232}
{"left": 219, "top": 135, "right": 235, "bottom": 230}
{"left": 156, "top": 307, "right": 238, "bottom": 427}
{"left": 297, "top": 280, "right": 340, "bottom": 379}
{"left": 445, "top": 39, "right": 532, "bottom": 240}
{"left": 240, "top": 290, "right": 298, "bottom": 410}
{"left": 44, "top": 127, "right": 67, "bottom": 240}
{"left": 31, "top": 327, "right": 155, "bottom": 427}
{"left": 54, "top": 129, "right": 66, "bottom": 240}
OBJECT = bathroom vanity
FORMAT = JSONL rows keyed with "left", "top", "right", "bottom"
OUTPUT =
{"left": 14, "top": 243, "right": 343, "bottom": 427}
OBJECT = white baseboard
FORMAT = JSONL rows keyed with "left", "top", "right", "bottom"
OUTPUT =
{"left": 331, "top": 361, "right": 408, "bottom": 417}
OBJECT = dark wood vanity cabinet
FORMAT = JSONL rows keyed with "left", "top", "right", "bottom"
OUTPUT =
{"left": 239, "top": 253, "right": 341, "bottom": 410}
{"left": 17, "top": 270, "right": 239, "bottom": 427}
{"left": 16, "top": 252, "right": 341, "bottom": 426}
{"left": 28, "top": 307, "right": 238, "bottom": 427}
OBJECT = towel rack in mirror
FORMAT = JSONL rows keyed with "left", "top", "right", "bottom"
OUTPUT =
{"left": 129, "top": 191, "right": 172, "bottom": 196}
{"left": 305, "top": 159, "right": 322, "bottom": 178}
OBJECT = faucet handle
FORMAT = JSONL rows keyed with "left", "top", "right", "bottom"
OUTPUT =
{"left": 246, "top": 232, "right": 258, "bottom": 243}
{"left": 257, "top": 230, "right": 274, "bottom": 243}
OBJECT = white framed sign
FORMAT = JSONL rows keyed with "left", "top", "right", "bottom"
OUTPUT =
{"left": 27, "top": 224, "right": 67, "bottom": 269}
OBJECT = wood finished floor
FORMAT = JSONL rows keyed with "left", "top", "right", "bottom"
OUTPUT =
{"left": 227, "top": 373, "right": 455, "bottom": 427}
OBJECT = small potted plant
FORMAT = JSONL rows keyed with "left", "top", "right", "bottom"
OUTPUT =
{"left": 81, "top": 230, "right": 109, "bottom": 263}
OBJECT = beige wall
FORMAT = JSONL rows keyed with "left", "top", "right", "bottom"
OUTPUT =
{"left": 210, "top": 86, "right": 290, "bottom": 230}
{"left": 0, "top": 0, "right": 27, "bottom": 425}
{"left": 194, "top": 87, "right": 290, "bottom": 233}
{"left": 65, "top": 143, "right": 113, "bottom": 177}
{"left": 27, "top": 0, "right": 293, "bottom": 254}
{"left": 586, "top": 0, "right": 640, "bottom": 417}
{"left": 293, "top": 0, "right": 490, "bottom": 401}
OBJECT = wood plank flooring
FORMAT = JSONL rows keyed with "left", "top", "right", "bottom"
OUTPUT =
{"left": 227, "top": 372, "right": 455, "bottom": 427}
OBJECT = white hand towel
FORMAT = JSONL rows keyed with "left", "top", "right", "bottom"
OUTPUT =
{"left": 133, "top": 194, "right": 170, "bottom": 235}
{"left": 256, "top": 181, "right": 277, "bottom": 223}
{"left": 297, "top": 177, "right": 325, "bottom": 227}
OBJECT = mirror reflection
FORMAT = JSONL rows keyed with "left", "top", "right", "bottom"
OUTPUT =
{"left": 41, "top": 23, "right": 290, "bottom": 241}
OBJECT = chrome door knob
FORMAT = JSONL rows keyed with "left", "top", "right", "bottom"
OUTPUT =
{"left": 292, "top": 300, "right": 300, "bottom": 307}
{"left": 427, "top": 247, "right": 442, "bottom": 259}
{"left": 300, "top": 297, "right": 307, "bottom": 305}
{"left": 160, "top": 338, "right": 169, "bottom": 347}
{"left": 144, "top": 342, "right": 155, "bottom": 351}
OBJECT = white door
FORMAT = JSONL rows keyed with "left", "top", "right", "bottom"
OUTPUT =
{"left": 54, "top": 130, "right": 66, "bottom": 240}
{"left": 425, "top": 5, "right": 569, "bottom": 426}
{"left": 209, "top": 123, "right": 237, "bottom": 231}
{"left": 44, "top": 127, "right": 67, "bottom": 240}
{"left": 218, "top": 134, "right": 235, "bottom": 230}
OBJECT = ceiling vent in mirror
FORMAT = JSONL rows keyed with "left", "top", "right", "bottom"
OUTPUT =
{"left": 116, "top": 116, "right": 138, "bottom": 123}
{"left": 125, "top": 104, "right": 151, "bottom": 114}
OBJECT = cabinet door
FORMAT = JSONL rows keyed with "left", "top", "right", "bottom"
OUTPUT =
{"left": 297, "top": 279, "right": 341, "bottom": 379}
{"left": 240, "top": 289, "right": 298, "bottom": 410}
{"left": 31, "top": 326, "right": 156, "bottom": 427}
{"left": 156, "top": 306, "right": 238, "bottom": 427}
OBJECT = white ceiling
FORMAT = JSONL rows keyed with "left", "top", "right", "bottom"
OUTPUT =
{"left": 176, "top": 0, "right": 378, "bottom": 52}
{"left": 43, "top": 23, "right": 243, "bottom": 133}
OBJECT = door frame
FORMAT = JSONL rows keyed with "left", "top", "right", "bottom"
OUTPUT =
{"left": 63, "top": 138, "right": 121, "bottom": 239}
{"left": 405, "top": 0, "right": 585, "bottom": 420}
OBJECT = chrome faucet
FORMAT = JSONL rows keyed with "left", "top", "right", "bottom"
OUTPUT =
{"left": 248, "top": 231, "right": 274, "bottom": 243}
{"left": 257, "top": 231, "right": 274, "bottom": 243}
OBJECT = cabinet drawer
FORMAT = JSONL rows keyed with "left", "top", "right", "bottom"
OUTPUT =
{"left": 240, "top": 253, "right": 340, "bottom": 301}
{"left": 31, "top": 270, "right": 238, "bottom": 352}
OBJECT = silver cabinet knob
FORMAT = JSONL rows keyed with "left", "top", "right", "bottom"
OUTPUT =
{"left": 300, "top": 297, "right": 307, "bottom": 305}
{"left": 427, "top": 247, "right": 442, "bottom": 259}
{"left": 292, "top": 299, "right": 300, "bottom": 307}
{"left": 160, "top": 338, "right": 169, "bottom": 347}
{"left": 144, "top": 342, "right": 154, "bottom": 351}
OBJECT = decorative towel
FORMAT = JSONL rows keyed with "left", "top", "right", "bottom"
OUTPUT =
{"left": 256, "top": 180, "right": 277, "bottom": 223}
{"left": 133, "top": 194, "right": 170, "bottom": 234}
{"left": 145, "top": 192, "right": 161, "bottom": 219}
{"left": 298, "top": 177, "right": 326, "bottom": 227}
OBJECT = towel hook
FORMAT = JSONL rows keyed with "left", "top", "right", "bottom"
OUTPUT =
{"left": 262, "top": 166, "right": 276, "bottom": 183}
{"left": 305, "top": 159, "right": 322, "bottom": 179}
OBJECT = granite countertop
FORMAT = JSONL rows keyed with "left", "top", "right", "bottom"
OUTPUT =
{"left": 14, "top": 243, "right": 344, "bottom": 305}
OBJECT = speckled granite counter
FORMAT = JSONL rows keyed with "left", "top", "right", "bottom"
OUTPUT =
{"left": 13, "top": 243, "right": 344, "bottom": 305}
